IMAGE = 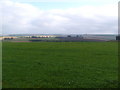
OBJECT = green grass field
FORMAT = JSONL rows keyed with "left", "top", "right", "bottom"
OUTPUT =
{"left": 2, "top": 42, "right": 118, "bottom": 88}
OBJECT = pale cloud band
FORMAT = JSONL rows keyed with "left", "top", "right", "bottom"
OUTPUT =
{"left": 0, "top": 0, "right": 118, "bottom": 34}
{"left": 8, "top": 0, "right": 119, "bottom": 3}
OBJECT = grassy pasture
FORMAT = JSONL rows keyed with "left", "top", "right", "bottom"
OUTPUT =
{"left": 2, "top": 42, "right": 118, "bottom": 88}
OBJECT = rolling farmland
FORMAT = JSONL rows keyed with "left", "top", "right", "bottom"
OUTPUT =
{"left": 2, "top": 42, "right": 118, "bottom": 88}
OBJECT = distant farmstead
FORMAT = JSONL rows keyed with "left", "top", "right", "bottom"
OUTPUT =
{"left": 116, "top": 36, "right": 120, "bottom": 40}
{"left": 1, "top": 36, "right": 17, "bottom": 40}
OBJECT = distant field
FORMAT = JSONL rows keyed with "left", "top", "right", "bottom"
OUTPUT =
{"left": 2, "top": 37, "right": 59, "bottom": 42}
{"left": 2, "top": 42, "right": 118, "bottom": 88}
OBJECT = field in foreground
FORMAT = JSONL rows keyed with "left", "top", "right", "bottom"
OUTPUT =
{"left": 2, "top": 42, "right": 118, "bottom": 88}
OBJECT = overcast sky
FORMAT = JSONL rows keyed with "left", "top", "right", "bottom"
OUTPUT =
{"left": 0, "top": 0, "right": 118, "bottom": 34}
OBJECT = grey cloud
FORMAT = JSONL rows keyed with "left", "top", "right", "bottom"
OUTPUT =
{"left": 1, "top": 0, "right": 118, "bottom": 34}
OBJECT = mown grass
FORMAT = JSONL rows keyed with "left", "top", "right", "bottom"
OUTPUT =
{"left": 2, "top": 42, "right": 118, "bottom": 88}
